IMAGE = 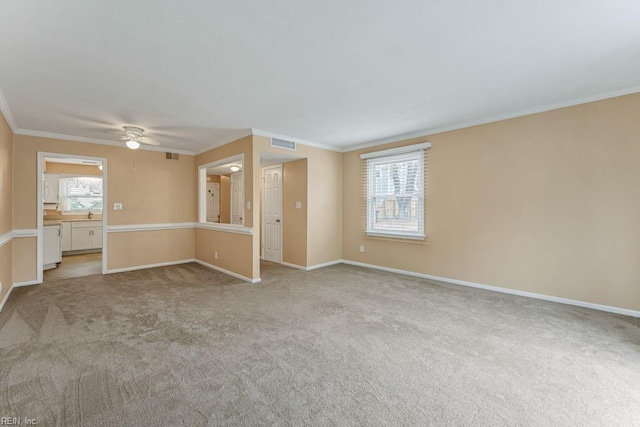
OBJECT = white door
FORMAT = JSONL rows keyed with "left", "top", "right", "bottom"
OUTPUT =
{"left": 262, "top": 165, "right": 282, "bottom": 263}
{"left": 230, "top": 172, "right": 243, "bottom": 225}
{"left": 206, "top": 182, "right": 220, "bottom": 222}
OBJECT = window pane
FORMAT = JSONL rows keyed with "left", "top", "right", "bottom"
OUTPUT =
{"left": 367, "top": 150, "right": 424, "bottom": 237}
{"left": 60, "top": 177, "right": 103, "bottom": 212}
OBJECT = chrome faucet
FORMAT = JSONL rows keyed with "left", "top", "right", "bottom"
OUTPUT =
{"left": 88, "top": 211, "right": 94, "bottom": 219}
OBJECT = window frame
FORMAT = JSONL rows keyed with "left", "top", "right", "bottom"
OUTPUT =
{"left": 58, "top": 174, "right": 104, "bottom": 214}
{"left": 362, "top": 142, "right": 430, "bottom": 240}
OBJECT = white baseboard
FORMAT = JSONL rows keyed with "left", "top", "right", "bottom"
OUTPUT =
{"left": 0, "top": 285, "right": 14, "bottom": 312}
{"left": 342, "top": 260, "right": 640, "bottom": 318}
{"left": 13, "top": 280, "right": 40, "bottom": 287}
{"left": 0, "top": 280, "right": 40, "bottom": 312}
{"left": 193, "top": 259, "right": 261, "bottom": 283}
{"left": 281, "top": 259, "right": 343, "bottom": 271}
{"left": 281, "top": 262, "right": 306, "bottom": 270}
{"left": 306, "top": 259, "right": 343, "bottom": 271}
{"left": 107, "top": 259, "right": 195, "bottom": 274}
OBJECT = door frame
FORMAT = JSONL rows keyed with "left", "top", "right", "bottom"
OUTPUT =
{"left": 37, "top": 151, "right": 108, "bottom": 283}
{"left": 261, "top": 164, "right": 283, "bottom": 264}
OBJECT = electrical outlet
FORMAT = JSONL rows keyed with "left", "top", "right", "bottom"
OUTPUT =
{"left": 247, "top": 201, "right": 251, "bottom": 209}
{"left": 359, "top": 245, "right": 365, "bottom": 253}
{"left": 296, "top": 201, "right": 302, "bottom": 209}
{"left": 214, "top": 251, "right": 218, "bottom": 259}
{"left": 113, "top": 202, "right": 123, "bottom": 210}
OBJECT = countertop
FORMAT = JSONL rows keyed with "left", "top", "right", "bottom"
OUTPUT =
{"left": 44, "top": 220, "right": 62, "bottom": 226}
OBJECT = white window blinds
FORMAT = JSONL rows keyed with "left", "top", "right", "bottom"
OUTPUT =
{"left": 59, "top": 176, "right": 103, "bottom": 212}
{"left": 362, "top": 143, "right": 430, "bottom": 239}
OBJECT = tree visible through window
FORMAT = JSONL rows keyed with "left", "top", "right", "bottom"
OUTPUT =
{"left": 365, "top": 148, "right": 425, "bottom": 239}
{"left": 59, "top": 177, "right": 103, "bottom": 212}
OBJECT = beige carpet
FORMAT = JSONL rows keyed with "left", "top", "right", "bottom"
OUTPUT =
{"left": 0, "top": 262, "right": 639, "bottom": 426}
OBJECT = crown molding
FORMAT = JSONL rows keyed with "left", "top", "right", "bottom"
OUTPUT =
{"left": 0, "top": 88, "right": 18, "bottom": 132}
{"left": 13, "top": 129, "right": 195, "bottom": 155}
{"left": 251, "top": 128, "right": 342, "bottom": 152}
{"left": 344, "top": 84, "right": 640, "bottom": 152}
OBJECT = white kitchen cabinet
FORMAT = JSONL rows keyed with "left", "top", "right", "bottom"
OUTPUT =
{"left": 43, "top": 225, "right": 62, "bottom": 269}
{"left": 71, "top": 221, "right": 103, "bottom": 250}
{"left": 44, "top": 174, "right": 60, "bottom": 203}
{"left": 61, "top": 222, "right": 72, "bottom": 251}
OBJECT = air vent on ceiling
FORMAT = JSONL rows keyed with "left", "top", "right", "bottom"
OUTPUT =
{"left": 165, "top": 152, "right": 180, "bottom": 160}
{"left": 271, "top": 138, "right": 296, "bottom": 151}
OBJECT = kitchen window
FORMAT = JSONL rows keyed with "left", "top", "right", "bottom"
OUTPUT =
{"left": 59, "top": 176, "right": 103, "bottom": 212}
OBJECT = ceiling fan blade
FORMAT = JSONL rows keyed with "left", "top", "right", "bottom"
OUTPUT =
{"left": 140, "top": 139, "right": 161, "bottom": 146}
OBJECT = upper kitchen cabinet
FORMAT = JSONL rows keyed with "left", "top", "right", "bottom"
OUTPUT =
{"left": 44, "top": 173, "right": 60, "bottom": 203}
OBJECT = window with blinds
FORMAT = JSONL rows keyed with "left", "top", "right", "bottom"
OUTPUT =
{"left": 59, "top": 176, "right": 103, "bottom": 212}
{"left": 361, "top": 143, "right": 430, "bottom": 239}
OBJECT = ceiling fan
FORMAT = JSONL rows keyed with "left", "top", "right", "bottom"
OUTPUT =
{"left": 103, "top": 126, "right": 160, "bottom": 150}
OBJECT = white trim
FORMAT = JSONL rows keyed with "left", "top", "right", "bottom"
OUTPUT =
{"left": 0, "top": 87, "right": 18, "bottom": 132}
{"left": 345, "top": 85, "right": 640, "bottom": 153}
{"left": 13, "top": 229, "right": 38, "bottom": 238}
{"left": 280, "top": 262, "right": 306, "bottom": 270}
{"left": 365, "top": 231, "right": 425, "bottom": 240}
{"left": 107, "top": 223, "right": 195, "bottom": 233}
{"left": 13, "top": 280, "right": 39, "bottom": 287}
{"left": 342, "top": 260, "right": 640, "bottom": 318}
{"left": 107, "top": 259, "right": 195, "bottom": 274}
{"left": 280, "top": 260, "right": 343, "bottom": 271}
{"left": 360, "top": 142, "right": 431, "bottom": 159}
{"left": 38, "top": 151, "right": 109, "bottom": 283}
{"left": 0, "top": 284, "right": 14, "bottom": 313}
{"left": 0, "top": 231, "right": 12, "bottom": 248}
{"left": 306, "top": 259, "right": 344, "bottom": 271}
{"left": 195, "top": 222, "right": 253, "bottom": 235}
{"left": 193, "top": 259, "right": 261, "bottom": 283}
{"left": 16, "top": 129, "right": 194, "bottom": 155}
{"left": 251, "top": 128, "right": 341, "bottom": 152}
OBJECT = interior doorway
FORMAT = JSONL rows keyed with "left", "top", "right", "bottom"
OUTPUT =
{"left": 262, "top": 165, "right": 283, "bottom": 263}
{"left": 37, "top": 152, "right": 108, "bottom": 283}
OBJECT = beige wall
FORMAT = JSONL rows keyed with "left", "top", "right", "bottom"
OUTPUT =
{"left": 108, "top": 229, "right": 195, "bottom": 270}
{"left": 195, "top": 229, "right": 253, "bottom": 279}
{"left": 0, "top": 110, "right": 12, "bottom": 303}
{"left": 343, "top": 92, "right": 640, "bottom": 311}
{"left": 195, "top": 136, "right": 257, "bottom": 279}
{"left": 12, "top": 135, "right": 196, "bottom": 281}
{"left": 282, "top": 159, "right": 308, "bottom": 267}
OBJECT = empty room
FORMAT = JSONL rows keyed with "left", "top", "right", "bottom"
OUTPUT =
{"left": 1, "top": 1, "right": 639, "bottom": 425}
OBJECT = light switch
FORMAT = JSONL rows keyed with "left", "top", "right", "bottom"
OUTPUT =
{"left": 113, "top": 203, "right": 123, "bottom": 210}
{"left": 247, "top": 201, "right": 251, "bottom": 209}
{"left": 296, "top": 201, "right": 302, "bottom": 209}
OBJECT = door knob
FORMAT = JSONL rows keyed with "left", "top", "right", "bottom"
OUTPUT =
{"left": 275, "top": 219, "right": 280, "bottom": 223}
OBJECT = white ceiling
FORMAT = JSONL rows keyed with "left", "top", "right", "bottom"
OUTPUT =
{"left": 1, "top": 1, "right": 640, "bottom": 154}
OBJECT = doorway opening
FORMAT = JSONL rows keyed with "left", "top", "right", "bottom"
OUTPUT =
{"left": 37, "top": 152, "right": 108, "bottom": 282}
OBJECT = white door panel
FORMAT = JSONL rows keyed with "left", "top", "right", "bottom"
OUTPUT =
{"left": 263, "top": 165, "right": 282, "bottom": 263}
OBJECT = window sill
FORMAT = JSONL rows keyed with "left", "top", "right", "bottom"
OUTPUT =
{"left": 365, "top": 231, "right": 425, "bottom": 240}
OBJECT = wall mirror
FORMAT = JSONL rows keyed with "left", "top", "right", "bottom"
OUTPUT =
{"left": 198, "top": 155, "right": 244, "bottom": 226}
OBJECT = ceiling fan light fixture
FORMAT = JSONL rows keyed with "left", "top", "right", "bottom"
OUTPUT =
{"left": 126, "top": 139, "right": 140, "bottom": 150}
{"left": 230, "top": 164, "right": 241, "bottom": 172}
